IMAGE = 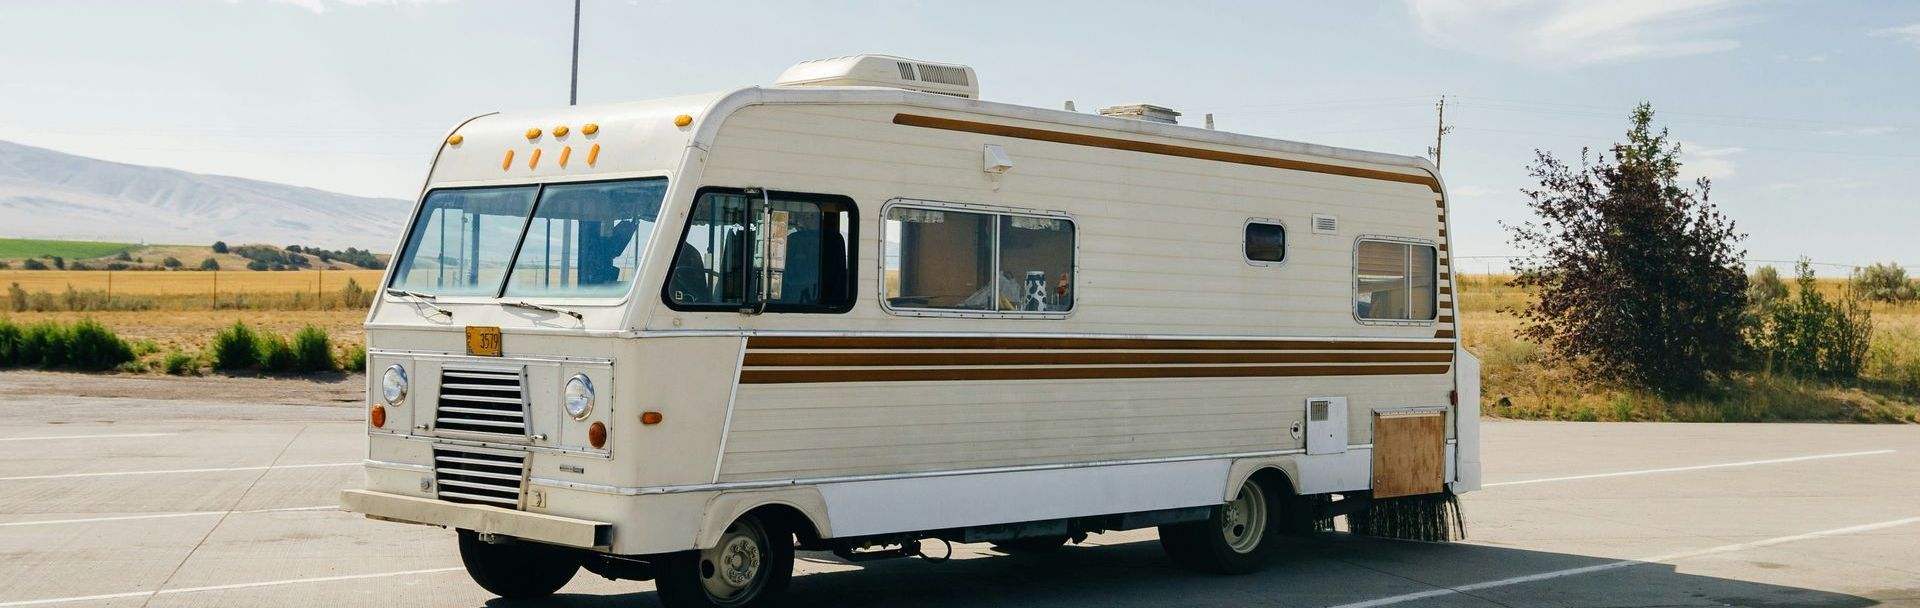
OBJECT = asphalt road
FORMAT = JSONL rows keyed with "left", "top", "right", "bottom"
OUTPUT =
{"left": 1, "top": 371, "right": 1916, "bottom": 607}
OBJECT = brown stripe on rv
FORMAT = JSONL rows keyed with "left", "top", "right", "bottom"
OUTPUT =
{"left": 746, "top": 336, "right": 1454, "bottom": 351}
{"left": 744, "top": 351, "right": 1456, "bottom": 367}
{"left": 740, "top": 364, "right": 1453, "bottom": 384}
{"left": 892, "top": 114, "right": 1444, "bottom": 194}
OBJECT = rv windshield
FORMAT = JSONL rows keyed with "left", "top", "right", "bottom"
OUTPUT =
{"left": 388, "top": 178, "right": 667, "bottom": 299}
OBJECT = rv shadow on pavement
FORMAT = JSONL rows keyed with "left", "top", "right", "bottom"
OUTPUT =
{"left": 482, "top": 532, "right": 1890, "bottom": 608}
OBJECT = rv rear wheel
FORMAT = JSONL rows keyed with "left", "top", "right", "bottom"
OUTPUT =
{"left": 655, "top": 512, "right": 794, "bottom": 608}
{"left": 456, "top": 529, "right": 579, "bottom": 599}
{"left": 1158, "top": 476, "right": 1276, "bottom": 574}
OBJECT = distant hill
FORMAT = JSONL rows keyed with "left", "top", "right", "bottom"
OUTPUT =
{"left": 0, "top": 139, "right": 408, "bottom": 250}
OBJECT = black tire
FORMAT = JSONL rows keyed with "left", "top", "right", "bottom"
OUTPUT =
{"left": 655, "top": 512, "right": 795, "bottom": 608}
{"left": 992, "top": 535, "right": 1071, "bottom": 553}
{"left": 1158, "top": 477, "right": 1278, "bottom": 574}
{"left": 456, "top": 529, "right": 579, "bottom": 599}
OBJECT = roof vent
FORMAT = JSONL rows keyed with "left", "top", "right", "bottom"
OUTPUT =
{"left": 775, "top": 55, "right": 978, "bottom": 99}
{"left": 1098, "top": 104, "right": 1181, "bottom": 125}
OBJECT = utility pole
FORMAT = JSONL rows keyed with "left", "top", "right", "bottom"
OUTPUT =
{"left": 569, "top": 0, "right": 581, "bottom": 106}
{"left": 1429, "top": 95, "right": 1454, "bottom": 169}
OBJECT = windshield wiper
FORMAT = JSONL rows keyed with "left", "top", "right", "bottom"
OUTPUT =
{"left": 384, "top": 288, "right": 452, "bottom": 319}
{"left": 503, "top": 300, "right": 583, "bottom": 321}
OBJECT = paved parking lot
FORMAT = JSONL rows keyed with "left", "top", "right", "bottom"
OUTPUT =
{"left": 1, "top": 370, "right": 1916, "bottom": 607}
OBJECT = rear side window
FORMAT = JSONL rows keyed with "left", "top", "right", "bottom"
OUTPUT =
{"left": 663, "top": 189, "right": 857, "bottom": 313}
{"left": 1355, "top": 239, "right": 1438, "bottom": 322}
{"left": 1245, "top": 221, "right": 1287, "bottom": 264}
{"left": 883, "top": 203, "right": 1075, "bottom": 315}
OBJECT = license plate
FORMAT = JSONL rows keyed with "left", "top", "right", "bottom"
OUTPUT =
{"left": 465, "top": 326, "right": 502, "bottom": 357}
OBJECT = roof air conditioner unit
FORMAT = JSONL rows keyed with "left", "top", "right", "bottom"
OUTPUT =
{"left": 775, "top": 54, "right": 979, "bottom": 99}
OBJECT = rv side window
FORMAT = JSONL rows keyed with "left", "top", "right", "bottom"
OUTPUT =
{"left": 1245, "top": 221, "right": 1286, "bottom": 263}
{"left": 663, "top": 190, "right": 857, "bottom": 313}
{"left": 884, "top": 205, "right": 1074, "bottom": 314}
{"left": 1355, "top": 239, "right": 1438, "bottom": 322}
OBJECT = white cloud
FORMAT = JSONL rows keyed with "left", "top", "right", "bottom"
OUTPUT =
{"left": 1873, "top": 23, "right": 1920, "bottom": 49}
{"left": 1678, "top": 141, "right": 1742, "bottom": 182}
{"left": 1406, "top": 0, "right": 1749, "bottom": 67}
{"left": 234, "top": 0, "right": 453, "bottom": 15}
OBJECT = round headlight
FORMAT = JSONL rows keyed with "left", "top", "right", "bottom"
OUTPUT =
{"left": 564, "top": 374, "right": 595, "bottom": 420}
{"left": 381, "top": 365, "right": 409, "bottom": 406}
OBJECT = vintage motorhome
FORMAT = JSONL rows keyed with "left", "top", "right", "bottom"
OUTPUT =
{"left": 341, "top": 54, "right": 1481, "bottom": 607}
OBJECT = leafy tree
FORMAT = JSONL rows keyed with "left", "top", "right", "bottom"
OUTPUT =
{"left": 199, "top": 258, "right": 220, "bottom": 271}
{"left": 1505, "top": 103, "right": 1748, "bottom": 395}
{"left": 50, "top": 256, "right": 64, "bottom": 270}
{"left": 114, "top": 250, "right": 133, "bottom": 262}
{"left": 212, "top": 241, "right": 229, "bottom": 254}
{"left": 1856, "top": 262, "right": 1916, "bottom": 303}
{"left": 21, "top": 259, "right": 48, "bottom": 270}
{"left": 161, "top": 256, "right": 183, "bottom": 269}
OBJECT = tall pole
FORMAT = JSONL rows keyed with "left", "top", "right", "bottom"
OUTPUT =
{"left": 1429, "top": 95, "right": 1454, "bottom": 169}
{"left": 569, "top": 0, "right": 581, "bottom": 106}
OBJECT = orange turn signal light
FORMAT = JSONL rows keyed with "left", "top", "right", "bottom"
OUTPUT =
{"left": 588, "top": 422, "right": 608, "bottom": 448}
{"left": 640, "top": 411, "right": 663, "bottom": 425}
{"left": 370, "top": 404, "right": 386, "bottom": 428}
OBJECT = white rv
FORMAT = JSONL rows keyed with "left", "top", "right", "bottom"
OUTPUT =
{"left": 342, "top": 54, "right": 1480, "bottom": 608}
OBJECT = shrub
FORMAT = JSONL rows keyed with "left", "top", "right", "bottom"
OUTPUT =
{"left": 292, "top": 325, "right": 336, "bottom": 372}
{"left": 162, "top": 257, "right": 183, "bottom": 269}
{"left": 7, "top": 283, "right": 24, "bottom": 313}
{"left": 162, "top": 350, "right": 199, "bottom": 375}
{"left": 211, "top": 321, "right": 260, "bottom": 370}
{"left": 114, "top": 250, "right": 133, "bottom": 262}
{"left": 1857, "top": 262, "right": 1917, "bottom": 303}
{"left": 341, "top": 342, "right": 367, "bottom": 372}
{"left": 0, "top": 319, "right": 21, "bottom": 365}
{"left": 104, "top": 262, "right": 131, "bottom": 271}
{"left": 0, "top": 261, "right": 9, "bottom": 269}
{"left": 199, "top": 258, "right": 220, "bottom": 271}
{"left": 246, "top": 260, "right": 269, "bottom": 271}
{"left": 21, "top": 321, "right": 66, "bottom": 367}
{"left": 338, "top": 278, "right": 372, "bottom": 309}
{"left": 1752, "top": 261, "right": 1873, "bottom": 379}
{"left": 51, "top": 256, "right": 64, "bottom": 270}
{"left": 64, "top": 319, "right": 135, "bottom": 371}
{"left": 257, "top": 332, "right": 297, "bottom": 372}
{"left": 21, "top": 259, "right": 48, "bottom": 270}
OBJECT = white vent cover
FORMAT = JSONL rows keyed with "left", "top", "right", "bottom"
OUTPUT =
{"left": 775, "top": 55, "right": 978, "bottom": 99}
{"left": 1311, "top": 214, "right": 1338, "bottom": 235}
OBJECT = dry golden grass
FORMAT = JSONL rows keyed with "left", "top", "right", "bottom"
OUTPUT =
{"left": 1459, "top": 274, "right": 1920, "bottom": 423}
{"left": 2, "top": 310, "right": 367, "bottom": 356}
{"left": 0, "top": 269, "right": 384, "bottom": 296}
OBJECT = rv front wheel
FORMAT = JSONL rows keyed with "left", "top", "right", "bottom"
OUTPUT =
{"left": 1159, "top": 477, "right": 1276, "bottom": 574}
{"left": 455, "top": 529, "right": 579, "bottom": 599}
{"left": 655, "top": 512, "right": 794, "bottom": 608}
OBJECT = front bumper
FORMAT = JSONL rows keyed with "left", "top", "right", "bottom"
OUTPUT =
{"left": 340, "top": 489, "right": 612, "bottom": 549}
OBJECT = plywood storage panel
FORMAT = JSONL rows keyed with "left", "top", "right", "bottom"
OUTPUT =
{"left": 1371, "top": 411, "right": 1445, "bottom": 499}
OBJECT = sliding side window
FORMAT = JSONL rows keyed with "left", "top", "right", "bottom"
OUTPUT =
{"left": 663, "top": 189, "right": 856, "bottom": 313}
{"left": 1355, "top": 239, "right": 1438, "bottom": 322}
{"left": 884, "top": 204, "right": 1075, "bottom": 315}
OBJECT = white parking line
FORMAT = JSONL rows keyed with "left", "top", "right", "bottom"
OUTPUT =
{"left": 0, "top": 433, "right": 176, "bottom": 442}
{"left": 0, "top": 462, "right": 357, "bottom": 482}
{"left": 1484, "top": 449, "right": 1896, "bottom": 488}
{"left": 0, "top": 505, "right": 337, "bottom": 528}
{"left": 0, "top": 567, "right": 465, "bottom": 607}
{"left": 1329, "top": 515, "right": 1920, "bottom": 608}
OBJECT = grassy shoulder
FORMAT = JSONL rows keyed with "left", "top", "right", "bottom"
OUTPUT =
{"left": 1462, "top": 274, "right": 1920, "bottom": 423}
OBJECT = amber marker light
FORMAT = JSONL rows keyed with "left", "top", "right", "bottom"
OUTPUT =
{"left": 587, "top": 143, "right": 600, "bottom": 166}
{"left": 641, "top": 411, "right": 663, "bottom": 425}
{"left": 370, "top": 404, "right": 387, "bottom": 428}
{"left": 528, "top": 148, "right": 542, "bottom": 169}
{"left": 446, "top": 134, "right": 463, "bottom": 146}
{"left": 500, "top": 149, "right": 515, "bottom": 170}
{"left": 581, "top": 123, "right": 599, "bottom": 135}
{"left": 673, "top": 114, "right": 693, "bottom": 128}
{"left": 588, "top": 422, "right": 608, "bottom": 448}
{"left": 558, "top": 146, "right": 571, "bottom": 167}
{"left": 525, "top": 127, "right": 542, "bottom": 140}
{"left": 553, "top": 125, "right": 569, "bottom": 137}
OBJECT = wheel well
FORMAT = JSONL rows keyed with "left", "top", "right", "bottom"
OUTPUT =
{"left": 741, "top": 503, "right": 824, "bottom": 549}
{"left": 1248, "top": 467, "right": 1299, "bottom": 498}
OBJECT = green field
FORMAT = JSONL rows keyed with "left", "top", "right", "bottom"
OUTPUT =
{"left": 0, "top": 238, "right": 141, "bottom": 261}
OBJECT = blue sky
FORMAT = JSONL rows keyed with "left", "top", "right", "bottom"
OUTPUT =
{"left": 0, "top": 0, "right": 1914, "bottom": 269}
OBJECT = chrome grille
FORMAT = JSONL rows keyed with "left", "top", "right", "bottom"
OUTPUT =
{"left": 435, "top": 367, "right": 527, "bottom": 438}
{"left": 432, "top": 446, "right": 527, "bottom": 508}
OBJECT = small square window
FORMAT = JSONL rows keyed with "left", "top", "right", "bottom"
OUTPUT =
{"left": 1245, "top": 222, "right": 1287, "bottom": 264}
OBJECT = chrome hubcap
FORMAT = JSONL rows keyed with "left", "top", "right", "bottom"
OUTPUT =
{"left": 699, "top": 520, "right": 766, "bottom": 602}
{"left": 1222, "top": 479, "right": 1269, "bottom": 554}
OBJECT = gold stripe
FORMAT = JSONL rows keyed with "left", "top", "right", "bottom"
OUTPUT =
{"left": 893, "top": 114, "right": 1443, "bottom": 193}
{"left": 746, "top": 336, "right": 1454, "bottom": 351}
{"left": 741, "top": 364, "right": 1452, "bottom": 384}
{"left": 744, "top": 351, "right": 1456, "bottom": 367}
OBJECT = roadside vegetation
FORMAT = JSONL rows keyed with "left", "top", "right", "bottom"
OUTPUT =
{"left": 1478, "top": 103, "right": 1919, "bottom": 423}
